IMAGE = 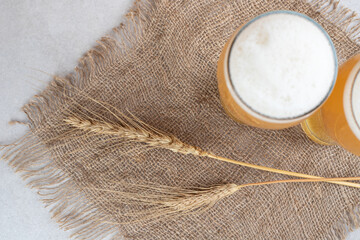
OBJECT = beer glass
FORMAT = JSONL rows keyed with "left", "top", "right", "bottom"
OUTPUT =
{"left": 302, "top": 54, "right": 360, "bottom": 156}
{"left": 217, "top": 11, "right": 337, "bottom": 129}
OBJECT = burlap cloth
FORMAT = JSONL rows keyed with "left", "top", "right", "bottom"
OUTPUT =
{"left": 4, "top": 0, "right": 360, "bottom": 239}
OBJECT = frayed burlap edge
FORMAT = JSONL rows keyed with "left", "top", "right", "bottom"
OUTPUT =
{"left": 1, "top": 0, "right": 360, "bottom": 239}
{"left": 1, "top": 1, "right": 155, "bottom": 239}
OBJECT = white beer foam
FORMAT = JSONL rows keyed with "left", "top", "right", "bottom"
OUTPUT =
{"left": 350, "top": 73, "right": 360, "bottom": 139}
{"left": 229, "top": 13, "right": 335, "bottom": 119}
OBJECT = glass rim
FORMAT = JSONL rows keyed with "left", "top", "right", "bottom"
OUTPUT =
{"left": 226, "top": 10, "right": 338, "bottom": 121}
{"left": 348, "top": 66, "right": 360, "bottom": 139}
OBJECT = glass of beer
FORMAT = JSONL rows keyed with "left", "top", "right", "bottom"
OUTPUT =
{"left": 301, "top": 54, "right": 360, "bottom": 156}
{"left": 217, "top": 11, "right": 337, "bottom": 129}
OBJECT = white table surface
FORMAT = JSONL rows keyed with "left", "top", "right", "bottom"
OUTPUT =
{"left": 1, "top": 0, "right": 360, "bottom": 239}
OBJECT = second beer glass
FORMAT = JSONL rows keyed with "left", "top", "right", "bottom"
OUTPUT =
{"left": 302, "top": 54, "right": 360, "bottom": 156}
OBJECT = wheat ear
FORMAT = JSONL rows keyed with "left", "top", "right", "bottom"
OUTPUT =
{"left": 64, "top": 116, "right": 360, "bottom": 189}
{"left": 90, "top": 176, "right": 360, "bottom": 224}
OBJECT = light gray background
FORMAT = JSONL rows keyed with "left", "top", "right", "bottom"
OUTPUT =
{"left": 0, "top": 0, "right": 360, "bottom": 239}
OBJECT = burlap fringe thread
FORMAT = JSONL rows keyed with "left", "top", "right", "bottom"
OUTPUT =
{"left": 2, "top": 0, "right": 360, "bottom": 239}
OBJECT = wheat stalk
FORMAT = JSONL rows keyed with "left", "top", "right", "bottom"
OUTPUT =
{"left": 90, "top": 176, "right": 360, "bottom": 224}
{"left": 65, "top": 115, "right": 360, "bottom": 189}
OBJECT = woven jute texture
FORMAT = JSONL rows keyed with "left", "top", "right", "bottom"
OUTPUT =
{"left": 3, "top": 0, "right": 360, "bottom": 239}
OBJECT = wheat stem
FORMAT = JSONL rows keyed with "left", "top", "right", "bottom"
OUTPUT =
{"left": 206, "top": 154, "right": 360, "bottom": 188}
{"left": 90, "top": 176, "right": 360, "bottom": 224}
{"left": 237, "top": 176, "right": 360, "bottom": 189}
{"left": 65, "top": 116, "right": 360, "bottom": 189}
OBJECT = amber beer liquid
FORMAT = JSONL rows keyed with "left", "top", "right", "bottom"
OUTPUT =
{"left": 217, "top": 11, "right": 337, "bottom": 129}
{"left": 302, "top": 54, "right": 360, "bottom": 156}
